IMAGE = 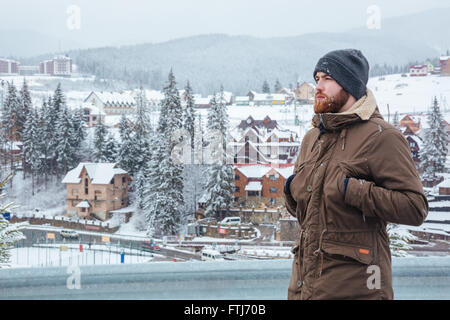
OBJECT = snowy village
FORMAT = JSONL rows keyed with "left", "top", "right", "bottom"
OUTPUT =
{"left": 0, "top": 2, "right": 449, "bottom": 301}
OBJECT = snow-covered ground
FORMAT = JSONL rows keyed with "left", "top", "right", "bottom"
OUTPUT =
{"left": 368, "top": 73, "right": 450, "bottom": 115}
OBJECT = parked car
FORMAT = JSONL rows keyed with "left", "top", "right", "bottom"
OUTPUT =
{"left": 60, "top": 229, "right": 79, "bottom": 239}
{"left": 141, "top": 241, "right": 161, "bottom": 252}
{"left": 220, "top": 216, "right": 241, "bottom": 225}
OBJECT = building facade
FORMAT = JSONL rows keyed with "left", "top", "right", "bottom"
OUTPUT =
{"left": 0, "top": 58, "right": 20, "bottom": 75}
{"left": 84, "top": 91, "right": 136, "bottom": 115}
{"left": 62, "top": 163, "right": 131, "bottom": 221}
{"left": 40, "top": 55, "right": 72, "bottom": 76}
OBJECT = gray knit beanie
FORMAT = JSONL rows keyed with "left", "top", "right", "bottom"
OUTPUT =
{"left": 313, "top": 49, "right": 370, "bottom": 100}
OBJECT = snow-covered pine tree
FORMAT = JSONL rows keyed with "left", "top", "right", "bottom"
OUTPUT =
{"left": 36, "top": 98, "right": 53, "bottom": 187}
{"left": 145, "top": 70, "right": 184, "bottom": 236}
{"left": 274, "top": 79, "right": 282, "bottom": 93}
{"left": 419, "top": 97, "right": 448, "bottom": 181}
{"left": 131, "top": 87, "right": 152, "bottom": 175}
{"left": 0, "top": 174, "right": 25, "bottom": 265}
{"left": 55, "top": 104, "right": 76, "bottom": 176}
{"left": 131, "top": 167, "right": 147, "bottom": 231}
{"left": 387, "top": 223, "right": 417, "bottom": 257}
{"left": 2, "top": 82, "right": 20, "bottom": 142}
{"left": 22, "top": 107, "right": 41, "bottom": 195}
{"left": 182, "top": 81, "right": 196, "bottom": 164}
{"left": 262, "top": 80, "right": 270, "bottom": 94}
{"left": 48, "top": 85, "right": 67, "bottom": 175}
{"left": 104, "top": 133, "right": 118, "bottom": 163}
{"left": 70, "top": 107, "right": 87, "bottom": 164}
{"left": 203, "top": 86, "right": 234, "bottom": 218}
{"left": 92, "top": 117, "right": 109, "bottom": 163}
{"left": 142, "top": 133, "right": 164, "bottom": 237}
{"left": 117, "top": 114, "right": 136, "bottom": 176}
{"left": 17, "top": 78, "right": 32, "bottom": 141}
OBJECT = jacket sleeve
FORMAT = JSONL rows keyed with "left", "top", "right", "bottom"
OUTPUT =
{"left": 344, "top": 128, "right": 428, "bottom": 226}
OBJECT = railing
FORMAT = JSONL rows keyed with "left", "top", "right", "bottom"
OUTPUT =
{"left": 0, "top": 257, "right": 449, "bottom": 299}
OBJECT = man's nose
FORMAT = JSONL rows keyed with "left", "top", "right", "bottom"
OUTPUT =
{"left": 315, "top": 79, "right": 325, "bottom": 92}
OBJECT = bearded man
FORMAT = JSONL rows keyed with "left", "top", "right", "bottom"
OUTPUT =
{"left": 283, "top": 49, "right": 428, "bottom": 300}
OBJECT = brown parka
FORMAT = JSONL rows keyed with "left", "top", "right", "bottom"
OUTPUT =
{"left": 284, "top": 89, "right": 428, "bottom": 300}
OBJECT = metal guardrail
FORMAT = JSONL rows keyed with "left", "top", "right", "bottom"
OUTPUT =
{"left": 0, "top": 257, "right": 449, "bottom": 300}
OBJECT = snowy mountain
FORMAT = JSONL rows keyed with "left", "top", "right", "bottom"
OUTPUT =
{"left": 10, "top": 7, "right": 450, "bottom": 96}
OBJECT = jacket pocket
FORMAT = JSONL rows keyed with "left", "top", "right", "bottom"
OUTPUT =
{"left": 290, "top": 162, "right": 312, "bottom": 225}
{"left": 321, "top": 240, "right": 374, "bottom": 265}
{"left": 338, "top": 158, "right": 371, "bottom": 181}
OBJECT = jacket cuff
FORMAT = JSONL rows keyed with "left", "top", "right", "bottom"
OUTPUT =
{"left": 344, "top": 177, "right": 363, "bottom": 209}
{"left": 344, "top": 177, "right": 378, "bottom": 218}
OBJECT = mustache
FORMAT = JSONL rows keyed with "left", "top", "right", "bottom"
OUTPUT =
{"left": 315, "top": 92, "right": 329, "bottom": 99}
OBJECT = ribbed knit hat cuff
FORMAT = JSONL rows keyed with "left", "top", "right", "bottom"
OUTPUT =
{"left": 313, "top": 56, "right": 367, "bottom": 100}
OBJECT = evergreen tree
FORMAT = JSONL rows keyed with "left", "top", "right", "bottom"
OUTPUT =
{"left": 117, "top": 114, "right": 136, "bottom": 175}
{"left": 262, "top": 80, "right": 270, "bottom": 93}
{"left": 144, "top": 70, "right": 184, "bottom": 236}
{"left": 132, "top": 167, "right": 149, "bottom": 231}
{"left": 274, "top": 79, "right": 282, "bottom": 92}
{"left": 203, "top": 86, "right": 234, "bottom": 218}
{"left": 131, "top": 87, "right": 152, "bottom": 174}
{"left": 104, "top": 133, "right": 118, "bottom": 163}
{"left": 419, "top": 97, "right": 448, "bottom": 180}
{"left": 17, "top": 78, "right": 32, "bottom": 141}
{"left": 387, "top": 224, "right": 417, "bottom": 257}
{"left": 70, "top": 108, "right": 87, "bottom": 164}
{"left": 3, "top": 83, "right": 21, "bottom": 141}
{"left": 22, "top": 107, "right": 41, "bottom": 195}
{"left": 182, "top": 81, "right": 196, "bottom": 164}
{"left": 0, "top": 174, "right": 25, "bottom": 264}
{"left": 36, "top": 98, "right": 53, "bottom": 187}
{"left": 54, "top": 105, "right": 76, "bottom": 176}
{"left": 92, "top": 117, "right": 109, "bottom": 163}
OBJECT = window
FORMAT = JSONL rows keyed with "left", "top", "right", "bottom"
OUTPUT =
{"left": 122, "top": 176, "right": 126, "bottom": 184}
{"left": 270, "top": 187, "right": 277, "bottom": 193}
{"left": 110, "top": 178, "right": 115, "bottom": 185}
{"left": 235, "top": 175, "right": 240, "bottom": 180}
{"left": 270, "top": 175, "right": 277, "bottom": 181}
{"left": 85, "top": 188, "right": 88, "bottom": 195}
{"left": 85, "top": 178, "right": 88, "bottom": 187}
{"left": 235, "top": 186, "right": 240, "bottom": 192}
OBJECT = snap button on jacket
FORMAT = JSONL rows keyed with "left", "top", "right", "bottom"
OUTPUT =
{"left": 285, "top": 90, "right": 428, "bottom": 300}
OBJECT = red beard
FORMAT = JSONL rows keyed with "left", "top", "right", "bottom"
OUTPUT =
{"left": 314, "top": 89, "right": 350, "bottom": 114}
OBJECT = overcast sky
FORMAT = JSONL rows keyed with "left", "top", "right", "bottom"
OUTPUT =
{"left": 1, "top": 0, "right": 449, "bottom": 47}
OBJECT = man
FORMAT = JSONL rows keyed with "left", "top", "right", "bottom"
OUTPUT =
{"left": 284, "top": 49, "right": 428, "bottom": 300}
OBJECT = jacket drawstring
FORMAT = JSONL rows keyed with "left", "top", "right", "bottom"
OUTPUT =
{"left": 313, "top": 228, "right": 327, "bottom": 277}
{"left": 340, "top": 128, "right": 347, "bottom": 151}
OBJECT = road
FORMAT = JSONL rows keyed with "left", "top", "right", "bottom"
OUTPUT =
{"left": 19, "top": 227, "right": 201, "bottom": 261}
{"left": 1, "top": 257, "right": 449, "bottom": 300}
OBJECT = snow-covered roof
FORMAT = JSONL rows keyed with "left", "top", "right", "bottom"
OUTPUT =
{"left": 236, "top": 165, "right": 272, "bottom": 178}
{"left": 267, "top": 128, "right": 293, "bottom": 140}
{"left": 194, "top": 97, "right": 211, "bottom": 105}
{"left": 440, "top": 56, "right": 450, "bottom": 61}
{"left": 62, "top": 162, "right": 128, "bottom": 185}
{"left": 110, "top": 205, "right": 135, "bottom": 214}
{"left": 245, "top": 181, "right": 262, "bottom": 191}
{"left": 235, "top": 96, "right": 249, "bottom": 102}
{"left": 86, "top": 91, "right": 136, "bottom": 106}
{"left": 273, "top": 166, "right": 294, "bottom": 179}
{"left": 253, "top": 93, "right": 286, "bottom": 101}
{"left": 75, "top": 200, "right": 91, "bottom": 208}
